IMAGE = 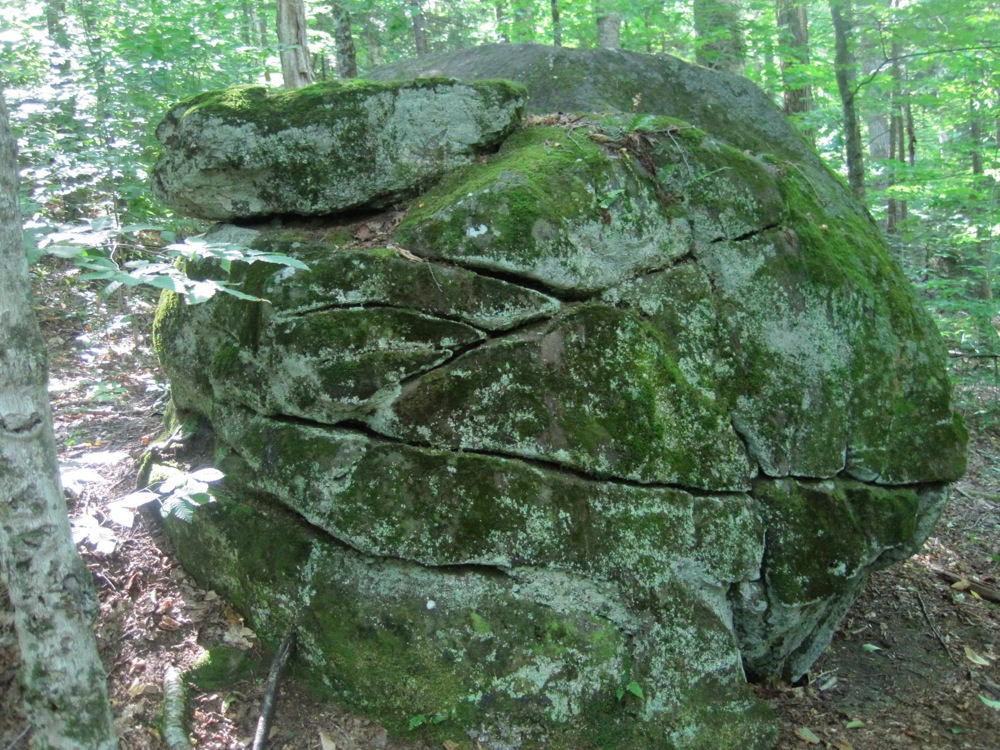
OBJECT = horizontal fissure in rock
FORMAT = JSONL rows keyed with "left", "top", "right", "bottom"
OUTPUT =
{"left": 262, "top": 410, "right": 752, "bottom": 498}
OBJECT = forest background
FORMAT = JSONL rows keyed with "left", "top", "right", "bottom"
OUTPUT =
{"left": 0, "top": 1, "right": 998, "bottom": 748}
{"left": 1, "top": 0, "right": 998, "bottom": 420}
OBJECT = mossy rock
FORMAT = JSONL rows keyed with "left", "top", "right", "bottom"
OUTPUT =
{"left": 152, "top": 44, "right": 967, "bottom": 750}
{"left": 152, "top": 78, "right": 526, "bottom": 220}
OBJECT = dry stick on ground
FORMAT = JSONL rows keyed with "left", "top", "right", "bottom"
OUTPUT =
{"left": 252, "top": 630, "right": 297, "bottom": 750}
{"left": 915, "top": 589, "right": 960, "bottom": 667}
{"left": 931, "top": 567, "right": 1000, "bottom": 604}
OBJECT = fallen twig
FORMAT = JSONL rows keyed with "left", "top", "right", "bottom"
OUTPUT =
{"left": 930, "top": 567, "right": 1000, "bottom": 604}
{"left": 162, "top": 666, "right": 192, "bottom": 750}
{"left": 915, "top": 589, "right": 960, "bottom": 667}
{"left": 251, "top": 630, "right": 297, "bottom": 750}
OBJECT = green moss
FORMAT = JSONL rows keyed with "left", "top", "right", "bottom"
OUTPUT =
{"left": 187, "top": 646, "right": 261, "bottom": 691}
{"left": 395, "top": 122, "right": 690, "bottom": 294}
{"left": 375, "top": 304, "right": 749, "bottom": 489}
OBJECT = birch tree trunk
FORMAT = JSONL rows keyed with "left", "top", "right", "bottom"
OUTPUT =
{"left": 277, "top": 0, "right": 313, "bottom": 89}
{"left": 596, "top": 13, "right": 621, "bottom": 50}
{"left": 0, "top": 91, "right": 118, "bottom": 750}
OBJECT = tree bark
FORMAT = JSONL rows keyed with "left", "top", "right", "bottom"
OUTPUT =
{"left": 596, "top": 13, "right": 621, "bottom": 50}
{"left": 411, "top": 1, "right": 429, "bottom": 56}
{"left": 329, "top": 1, "right": 357, "bottom": 77}
{"left": 775, "top": 0, "right": 813, "bottom": 125}
{"left": 0, "top": 90, "right": 118, "bottom": 750}
{"left": 830, "top": 0, "right": 865, "bottom": 200}
{"left": 693, "top": 0, "right": 746, "bottom": 75}
{"left": 551, "top": 0, "right": 562, "bottom": 47}
{"left": 495, "top": 3, "right": 510, "bottom": 43}
{"left": 276, "top": 0, "right": 313, "bottom": 89}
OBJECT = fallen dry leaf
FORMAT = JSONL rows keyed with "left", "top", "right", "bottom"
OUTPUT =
{"left": 794, "top": 726, "right": 821, "bottom": 744}
{"left": 158, "top": 615, "right": 181, "bottom": 631}
{"left": 319, "top": 729, "right": 337, "bottom": 750}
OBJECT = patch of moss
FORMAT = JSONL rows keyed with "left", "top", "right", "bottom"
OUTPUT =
{"left": 187, "top": 646, "right": 261, "bottom": 692}
{"left": 395, "top": 122, "right": 690, "bottom": 294}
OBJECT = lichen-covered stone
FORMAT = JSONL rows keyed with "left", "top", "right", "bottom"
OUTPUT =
{"left": 732, "top": 478, "right": 948, "bottom": 680}
{"left": 152, "top": 78, "right": 526, "bottom": 221}
{"left": 151, "top": 44, "right": 967, "bottom": 750}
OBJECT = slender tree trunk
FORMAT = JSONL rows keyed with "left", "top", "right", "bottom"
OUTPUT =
{"left": 596, "top": 13, "right": 621, "bottom": 50}
{"left": 256, "top": 4, "right": 272, "bottom": 83}
{"left": 329, "top": 1, "right": 357, "bottom": 77}
{"left": 551, "top": 0, "right": 562, "bottom": 47}
{"left": 886, "top": 28, "right": 908, "bottom": 236}
{"left": 411, "top": 1, "right": 429, "bottom": 56}
{"left": 277, "top": 0, "right": 313, "bottom": 89}
{"left": 0, "top": 90, "right": 118, "bottom": 750}
{"left": 239, "top": 0, "right": 254, "bottom": 45}
{"left": 968, "top": 91, "right": 993, "bottom": 301}
{"left": 776, "top": 0, "right": 813, "bottom": 129}
{"left": 44, "top": 0, "right": 72, "bottom": 75}
{"left": 495, "top": 3, "right": 510, "bottom": 42}
{"left": 693, "top": 0, "right": 746, "bottom": 75}
{"left": 830, "top": 0, "right": 865, "bottom": 200}
{"left": 361, "top": 13, "right": 383, "bottom": 68}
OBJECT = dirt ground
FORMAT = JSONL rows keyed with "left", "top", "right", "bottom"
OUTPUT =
{"left": 1, "top": 261, "right": 998, "bottom": 750}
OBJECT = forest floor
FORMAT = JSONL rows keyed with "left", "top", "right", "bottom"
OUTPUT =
{"left": 1, "top": 261, "right": 999, "bottom": 750}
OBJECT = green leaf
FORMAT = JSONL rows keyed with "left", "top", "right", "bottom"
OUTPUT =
{"left": 189, "top": 467, "right": 224, "bottom": 482}
{"left": 625, "top": 680, "right": 644, "bottom": 700}
{"left": 980, "top": 694, "right": 1000, "bottom": 710}
{"left": 407, "top": 715, "right": 426, "bottom": 730}
{"left": 46, "top": 244, "right": 87, "bottom": 258}
{"left": 250, "top": 252, "right": 310, "bottom": 270}
{"left": 861, "top": 643, "right": 883, "bottom": 652}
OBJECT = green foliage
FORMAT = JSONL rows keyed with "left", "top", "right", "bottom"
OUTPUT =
{"left": 110, "top": 466, "right": 224, "bottom": 524}
{"left": 615, "top": 679, "right": 645, "bottom": 702}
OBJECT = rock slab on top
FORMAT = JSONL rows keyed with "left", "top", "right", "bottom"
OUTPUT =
{"left": 151, "top": 78, "right": 526, "bottom": 221}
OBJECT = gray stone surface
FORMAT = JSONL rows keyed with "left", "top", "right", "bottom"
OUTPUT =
{"left": 152, "top": 78, "right": 526, "bottom": 220}
{"left": 151, "top": 47, "right": 966, "bottom": 750}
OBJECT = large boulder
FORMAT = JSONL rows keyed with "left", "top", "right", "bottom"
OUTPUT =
{"left": 152, "top": 78, "right": 526, "bottom": 220}
{"left": 151, "top": 45, "right": 966, "bottom": 750}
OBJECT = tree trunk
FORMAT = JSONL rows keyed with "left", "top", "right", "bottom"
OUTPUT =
{"left": 411, "top": 1, "right": 429, "bottom": 56}
{"left": 551, "top": 0, "right": 562, "bottom": 47}
{"left": 44, "top": 0, "right": 72, "bottom": 75}
{"left": 239, "top": 0, "right": 254, "bottom": 46}
{"left": 775, "top": 0, "right": 813, "bottom": 127}
{"left": 361, "top": 13, "right": 383, "bottom": 68}
{"left": 830, "top": 0, "right": 865, "bottom": 200}
{"left": 495, "top": 3, "right": 510, "bottom": 43}
{"left": 596, "top": 13, "right": 621, "bottom": 50}
{"left": 329, "top": 1, "right": 357, "bottom": 77}
{"left": 0, "top": 90, "right": 118, "bottom": 750}
{"left": 256, "top": 4, "right": 272, "bottom": 83}
{"left": 886, "top": 29, "right": 908, "bottom": 236}
{"left": 277, "top": 0, "right": 313, "bottom": 89}
{"left": 693, "top": 0, "right": 746, "bottom": 75}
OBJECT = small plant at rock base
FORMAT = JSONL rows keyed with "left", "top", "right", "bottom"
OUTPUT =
{"left": 616, "top": 679, "right": 644, "bottom": 702}
{"left": 107, "top": 467, "right": 225, "bottom": 526}
{"left": 407, "top": 713, "right": 448, "bottom": 731}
